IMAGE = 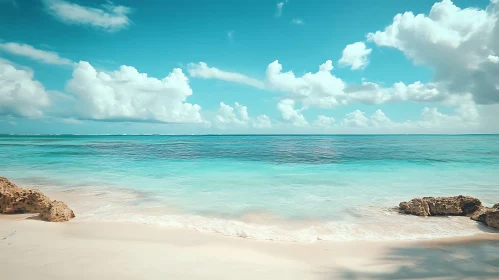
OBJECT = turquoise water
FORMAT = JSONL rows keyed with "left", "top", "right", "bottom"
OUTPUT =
{"left": 1, "top": 135, "right": 498, "bottom": 241}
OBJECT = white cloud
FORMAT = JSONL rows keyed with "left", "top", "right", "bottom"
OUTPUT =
{"left": 0, "top": 42, "right": 73, "bottom": 65}
{"left": 347, "top": 81, "right": 447, "bottom": 104}
{"left": 215, "top": 102, "right": 247, "bottom": 127}
{"left": 367, "top": 0, "right": 499, "bottom": 104}
{"left": 189, "top": 60, "right": 451, "bottom": 109}
{"left": 266, "top": 60, "right": 347, "bottom": 108}
{"left": 43, "top": 0, "right": 131, "bottom": 31}
{"left": 276, "top": 2, "right": 284, "bottom": 17}
{"left": 313, "top": 115, "right": 335, "bottom": 127}
{"left": 338, "top": 42, "right": 372, "bottom": 70}
{"left": 66, "top": 61, "right": 204, "bottom": 123}
{"left": 235, "top": 102, "right": 249, "bottom": 121}
{"left": 291, "top": 18, "right": 304, "bottom": 25}
{"left": 421, "top": 107, "right": 459, "bottom": 126}
{"left": 341, "top": 110, "right": 369, "bottom": 127}
{"left": 408, "top": 106, "right": 479, "bottom": 131}
{"left": 0, "top": 59, "right": 51, "bottom": 117}
{"left": 277, "top": 99, "right": 308, "bottom": 126}
{"left": 336, "top": 106, "right": 479, "bottom": 132}
{"left": 370, "top": 109, "right": 392, "bottom": 127}
{"left": 188, "top": 62, "right": 264, "bottom": 89}
{"left": 252, "top": 114, "right": 272, "bottom": 128}
{"left": 489, "top": 55, "right": 499, "bottom": 63}
{"left": 186, "top": 57, "right": 491, "bottom": 133}
{"left": 214, "top": 102, "right": 271, "bottom": 129}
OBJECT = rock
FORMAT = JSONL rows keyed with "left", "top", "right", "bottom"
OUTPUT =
{"left": 399, "top": 195, "right": 481, "bottom": 216}
{"left": 399, "top": 195, "right": 499, "bottom": 230}
{"left": 478, "top": 210, "right": 499, "bottom": 229}
{"left": 469, "top": 206, "right": 494, "bottom": 221}
{"left": 470, "top": 203, "right": 499, "bottom": 227}
{"left": 399, "top": 198, "right": 430, "bottom": 216}
{"left": 0, "top": 177, "right": 75, "bottom": 222}
{"left": 39, "top": 201, "right": 75, "bottom": 222}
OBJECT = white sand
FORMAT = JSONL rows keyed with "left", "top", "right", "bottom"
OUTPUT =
{"left": 1, "top": 214, "right": 498, "bottom": 280}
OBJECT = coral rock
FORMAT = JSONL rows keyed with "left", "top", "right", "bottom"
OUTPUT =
{"left": 0, "top": 177, "right": 75, "bottom": 222}
{"left": 39, "top": 200, "right": 75, "bottom": 222}
{"left": 478, "top": 210, "right": 499, "bottom": 229}
{"left": 399, "top": 195, "right": 481, "bottom": 216}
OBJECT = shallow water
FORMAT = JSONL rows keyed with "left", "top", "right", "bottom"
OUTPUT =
{"left": 1, "top": 135, "right": 498, "bottom": 241}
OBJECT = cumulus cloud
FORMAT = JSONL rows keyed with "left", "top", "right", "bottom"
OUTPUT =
{"left": 0, "top": 59, "right": 51, "bottom": 117}
{"left": 370, "top": 109, "right": 392, "bottom": 127}
{"left": 189, "top": 60, "right": 451, "bottom": 108}
{"left": 186, "top": 57, "right": 488, "bottom": 132}
{"left": 0, "top": 42, "right": 73, "bottom": 65}
{"left": 266, "top": 61, "right": 449, "bottom": 108}
{"left": 421, "top": 107, "right": 460, "bottom": 126}
{"left": 341, "top": 110, "right": 370, "bottom": 127}
{"left": 367, "top": 0, "right": 499, "bottom": 104}
{"left": 252, "top": 114, "right": 272, "bottom": 128}
{"left": 338, "top": 104, "right": 480, "bottom": 131}
{"left": 267, "top": 60, "right": 347, "bottom": 108}
{"left": 188, "top": 62, "right": 264, "bottom": 89}
{"left": 277, "top": 99, "right": 308, "bottom": 126}
{"left": 338, "top": 42, "right": 372, "bottom": 70}
{"left": 43, "top": 0, "right": 131, "bottom": 31}
{"left": 215, "top": 102, "right": 271, "bottom": 129}
{"left": 235, "top": 102, "right": 249, "bottom": 121}
{"left": 347, "top": 80, "right": 447, "bottom": 104}
{"left": 215, "top": 102, "right": 247, "bottom": 127}
{"left": 66, "top": 61, "right": 204, "bottom": 123}
{"left": 313, "top": 115, "right": 335, "bottom": 127}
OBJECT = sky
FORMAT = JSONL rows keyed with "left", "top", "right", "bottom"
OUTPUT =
{"left": 0, "top": 0, "right": 498, "bottom": 134}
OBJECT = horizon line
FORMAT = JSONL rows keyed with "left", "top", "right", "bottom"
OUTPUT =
{"left": 1, "top": 133, "right": 498, "bottom": 136}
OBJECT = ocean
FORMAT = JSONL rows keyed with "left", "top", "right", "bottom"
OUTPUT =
{"left": 1, "top": 134, "right": 498, "bottom": 241}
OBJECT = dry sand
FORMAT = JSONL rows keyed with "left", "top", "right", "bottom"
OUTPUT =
{"left": 1, "top": 214, "right": 499, "bottom": 280}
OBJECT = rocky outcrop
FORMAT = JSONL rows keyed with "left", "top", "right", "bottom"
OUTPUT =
{"left": 399, "top": 195, "right": 481, "bottom": 216}
{"left": 470, "top": 204, "right": 499, "bottom": 229}
{"left": 399, "top": 195, "right": 498, "bottom": 230}
{"left": 0, "top": 177, "right": 75, "bottom": 222}
{"left": 470, "top": 203, "right": 499, "bottom": 221}
{"left": 40, "top": 201, "right": 75, "bottom": 222}
{"left": 478, "top": 210, "right": 499, "bottom": 229}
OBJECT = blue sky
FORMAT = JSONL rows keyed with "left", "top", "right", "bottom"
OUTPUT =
{"left": 0, "top": 0, "right": 498, "bottom": 134}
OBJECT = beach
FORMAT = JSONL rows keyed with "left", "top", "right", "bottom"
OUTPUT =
{"left": 2, "top": 135, "right": 499, "bottom": 241}
{"left": 1, "top": 135, "right": 499, "bottom": 279}
{"left": 1, "top": 214, "right": 499, "bottom": 280}
{"left": 2, "top": 0, "right": 499, "bottom": 277}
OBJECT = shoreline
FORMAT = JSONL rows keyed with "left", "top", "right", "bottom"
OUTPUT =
{"left": 1, "top": 214, "right": 498, "bottom": 279}
{"left": 43, "top": 187, "right": 497, "bottom": 242}
{"left": 0, "top": 180, "right": 494, "bottom": 242}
